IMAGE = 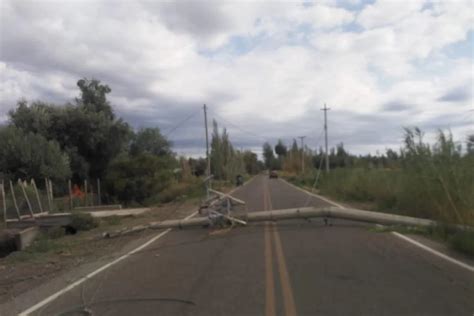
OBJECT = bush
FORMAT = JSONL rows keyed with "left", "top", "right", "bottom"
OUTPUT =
{"left": 142, "top": 178, "right": 202, "bottom": 205}
{"left": 105, "top": 153, "right": 175, "bottom": 205}
{"left": 47, "top": 226, "right": 65, "bottom": 239}
{"left": 70, "top": 213, "right": 98, "bottom": 231}
{"left": 449, "top": 231, "right": 474, "bottom": 256}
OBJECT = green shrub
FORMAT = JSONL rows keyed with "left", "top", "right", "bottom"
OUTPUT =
{"left": 70, "top": 213, "right": 98, "bottom": 231}
{"left": 449, "top": 231, "right": 474, "bottom": 256}
{"left": 105, "top": 153, "right": 176, "bottom": 205}
{"left": 149, "top": 179, "right": 202, "bottom": 204}
{"left": 47, "top": 226, "right": 65, "bottom": 239}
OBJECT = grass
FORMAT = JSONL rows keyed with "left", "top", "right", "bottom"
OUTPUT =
{"left": 369, "top": 224, "right": 474, "bottom": 257}
{"left": 285, "top": 130, "right": 474, "bottom": 227}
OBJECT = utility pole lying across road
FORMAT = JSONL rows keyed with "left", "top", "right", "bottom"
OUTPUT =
{"left": 321, "top": 104, "right": 330, "bottom": 173}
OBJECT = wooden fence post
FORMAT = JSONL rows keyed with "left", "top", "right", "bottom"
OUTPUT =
{"left": 1, "top": 180, "right": 6, "bottom": 223}
{"left": 49, "top": 179, "right": 53, "bottom": 200}
{"left": 31, "top": 179, "right": 43, "bottom": 213}
{"left": 84, "top": 179, "right": 88, "bottom": 207}
{"left": 49, "top": 179, "right": 54, "bottom": 211}
{"left": 45, "top": 178, "right": 52, "bottom": 212}
{"left": 68, "top": 179, "right": 73, "bottom": 210}
{"left": 19, "top": 179, "right": 35, "bottom": 218}
{"left": 97, "top": 178, "right": 101, "bottom": 206}
{"left": 90, "top": 184, "right": 94, "bottom": 207}
{"left": 9, "top": 180, "right": 21, "bottom": 220}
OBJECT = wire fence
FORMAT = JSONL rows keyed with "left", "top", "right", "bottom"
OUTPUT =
{"left": 1, "top": 178, "right": 104, "bottom": 223}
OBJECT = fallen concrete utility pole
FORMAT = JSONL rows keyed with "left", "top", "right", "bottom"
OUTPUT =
{"left": 103, "top": 206, "right": 457, "bottom": 238}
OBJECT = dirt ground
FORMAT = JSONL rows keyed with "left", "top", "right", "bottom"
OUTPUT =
{"left": 0, "top": 199, "right": 200, "bottom": 304}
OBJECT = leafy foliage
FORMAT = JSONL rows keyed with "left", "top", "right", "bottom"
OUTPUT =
{"left": 9, "top": 79, "right": 132, "bottom": 180}
{"left": 130, "top": 128, "right": 172, "bottom": 157}
{"left": 210, "top": 120, "right": 246, "bottom": 180}
{"left": 288, "top": 128, "right": 474, "bottom": 225}
{"left": 0, "top": 126, "right": 71, "bottom": 181}
{"left": 105, "top": 154, "right": 176, "bottom": 205}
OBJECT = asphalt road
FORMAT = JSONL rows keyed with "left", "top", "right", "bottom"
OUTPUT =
{"left": 25, "top": 175, "right": 474, "bottom": 315}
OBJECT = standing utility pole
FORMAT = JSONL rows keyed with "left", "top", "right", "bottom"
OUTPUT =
{"left": 203, "top": 104, "right": 210, "bottom": 177}
{"left": 321, "top": 104, "right": 331, "bottom": 173}
{"left": 298, "top": 136, "right": 306, "bottom": 174}
{"left": 203, "top": 104, "right": 211, "bottom": 198}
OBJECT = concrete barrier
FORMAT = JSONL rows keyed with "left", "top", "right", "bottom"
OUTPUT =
{"left": 14, "top": 226, "right": 39, "bottom": 251}
{"left": 74, "top": 204, "right": 122, "bottom": 212}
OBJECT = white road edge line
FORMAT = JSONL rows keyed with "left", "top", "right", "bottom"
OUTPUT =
{"left": 279, "top": 178, "right": 345, "bottom": 208}
{"left": 281, "top": 177, "right": 474, "bottom": 273}
{"left": 392, "top": 232, "right": 474, "bottom": 273}
{"left": 19, "top": 211, "right": 197, "bottom": 316}
{"left": 19, "top": 177, "right": 256, "bottom": 315}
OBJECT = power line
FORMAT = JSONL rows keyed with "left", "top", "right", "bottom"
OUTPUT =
{"left": 163, "top": 109, "right": 201, "bottom": 138}
{"left": 210, "top": 111, "right": 269, "bottom": 142}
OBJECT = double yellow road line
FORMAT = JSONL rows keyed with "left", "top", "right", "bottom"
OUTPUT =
{"left": 263, "top": 178, "right": 297, "bottom": 316}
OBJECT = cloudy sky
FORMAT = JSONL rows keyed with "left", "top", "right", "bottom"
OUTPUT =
{"left": 1, "top": 0, "right": 473, "bottom": 157}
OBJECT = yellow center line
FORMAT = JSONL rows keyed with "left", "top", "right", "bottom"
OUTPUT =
{"left": 264, "top": 178, "right": 276, "bottom": 316}
{"left": 272, "top": 224, "right": 297, "bottom": 316}
{"left": 266, "top": 178, "right": 297, "bottom": 316}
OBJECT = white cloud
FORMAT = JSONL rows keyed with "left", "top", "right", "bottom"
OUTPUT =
{"left": 0, "top": 0, "right": 472, "bottom": 155}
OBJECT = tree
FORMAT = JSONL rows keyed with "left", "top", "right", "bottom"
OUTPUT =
{"left": 210, "top": 120, "right": 245, "bottom": 180}
{"left": 262, "top": 142, "right": 276, "bottom": 169}
{"left": 210, "top": 120, "right": 223, "bottom": 179}
{"left": 8, "top": 79, "right": 132, "bottom": 180}
{"left": 0, "top": 126, "right": 71, "bottom": 181}
{"left": 105, "top": 154, "right": 175, "bottom": 205}
{"left": 76, "top": 78, "right": 114, "bottom": 119}
{"left": 242, "top": 151, "right": 259, "bottom": 174}
{"left": 130, "top": 128, "right": 172, "bottom": 157}
{"left": 188, "top": 157, "right": 207, "bottom": 176}
{"left": 274, "top": 139, "right": 287, "bottom": 158}
{"left": 467, "top": 134, "right": 474, "bottom": 154}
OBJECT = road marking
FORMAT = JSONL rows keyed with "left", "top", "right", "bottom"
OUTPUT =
{"left": 392, "top": 232, "right": 474, "bottom": 273}
{"left": 264, "top": 223, "right": 276, "bottom": 316}
{"left": 279, "top": 178, "right": 345, "bottom": 208}
{"left": 20, "top": 178, "right": 258, "bottom": 315}
{"left": 281, "top": 177, "right": 474, "bottom": 273}
{"left": 272, "top": 224, "right": 297, "bottom": 316}
{"left": 19, "top": 211, "right": 199, "bottom": 316}
{"left": 263, "top": 179, "right": 276, "bottom": 316}
{"left": 266, "top": 178, "right": 297, "bottom": 316}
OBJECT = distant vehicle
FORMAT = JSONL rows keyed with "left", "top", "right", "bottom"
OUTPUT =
{"left": 269, "top": 170, "right": 278, "bottom": 179}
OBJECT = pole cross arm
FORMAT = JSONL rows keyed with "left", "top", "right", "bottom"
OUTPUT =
{"left": 208, "top": 189, "right": 246, "bottom": 205}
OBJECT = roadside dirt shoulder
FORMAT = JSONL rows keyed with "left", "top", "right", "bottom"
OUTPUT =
{"left": 0, "top": 200, "right": 198, "bottom": 307}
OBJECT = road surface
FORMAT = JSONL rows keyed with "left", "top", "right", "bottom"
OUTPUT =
{"left": 20, "top": 175, "right": 474, "bottom": 315}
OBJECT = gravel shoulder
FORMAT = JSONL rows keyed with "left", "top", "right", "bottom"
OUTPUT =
{"left": 0, "top": 199, "right": 199, "bottom": 306}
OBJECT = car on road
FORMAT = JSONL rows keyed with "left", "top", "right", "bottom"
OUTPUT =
{"left": 269, "top": 170, "right": 278, "bottom": 179}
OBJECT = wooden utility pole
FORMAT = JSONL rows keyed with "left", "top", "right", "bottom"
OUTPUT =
{"left": 203, "top": 104, "right": 211, "bottom": 198}
{"left": 298, "top": 136, "right": 306, "bottom": 174}
{"left": 203, "top": 104, "right": 210, "bottom": 177}
{"left": 321, "top": 104, "right": 331, "bottom": 173}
